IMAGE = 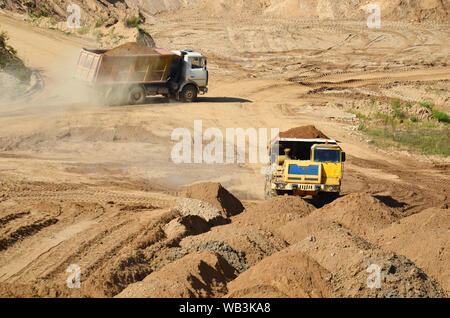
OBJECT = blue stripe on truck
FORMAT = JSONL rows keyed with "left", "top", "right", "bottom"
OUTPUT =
{"left": 288, "top": 164, "right": 319, "bottom": 176}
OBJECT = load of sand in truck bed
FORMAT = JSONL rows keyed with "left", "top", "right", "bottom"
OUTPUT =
{"left": 279, "top": 125, "right": 329, "bottom": 139}
{"left": 104, "top": 42, "right": 174, "bottom": 56}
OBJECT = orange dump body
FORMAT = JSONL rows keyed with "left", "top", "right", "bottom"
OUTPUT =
{"left": 75, "top": 43, "right": 178, "bottom": 85}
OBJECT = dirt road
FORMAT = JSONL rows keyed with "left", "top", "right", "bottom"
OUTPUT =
{"left": 0, "top": 9, "right": 448, "bottom": 297}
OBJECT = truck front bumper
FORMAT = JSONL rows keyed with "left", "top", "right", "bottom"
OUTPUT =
{"left": 273, "top": 183, "right": 340, "bottom": 193}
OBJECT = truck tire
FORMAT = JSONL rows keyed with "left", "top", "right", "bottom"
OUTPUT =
{"left": 180, "top": 85, "right": 197, "bottom": 103}
{"left": 264, "top": 179, "right": 276, "bottom": 199}
{"left": 104, "top": 86, "right": 128, "bottom": 106}
{"left": 104, "top": 87, "right": 119, "bottom": 106}
{"left": 128, "top": 85, "right": 146, "bottom": 105}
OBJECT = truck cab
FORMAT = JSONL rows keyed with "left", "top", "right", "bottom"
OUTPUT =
{"left": 265, "top": 138, "right": 346, "bottom": 199}
{"left": 171, "top": 50, "right": 208, "bottom": 100}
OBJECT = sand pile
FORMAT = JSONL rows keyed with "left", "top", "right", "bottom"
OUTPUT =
{"left": 184, "top": 240, "right": 249, "bottom": 273}
{"left": 372, "top": 207, "right": 450, "bottom": 295}
{"left": 312, "top": 193, "right": 402, "bottom": 237}
{"left": 226, "top": 250, "right": 333, "bottom": 298}
{"left": 181, "top": 182, "right": 244, "bottom": 218}
{"left": 180, "top": 196, "right": 314, "bottom": 266}
{"left": 176, "top": 198, "right": 227, "bottom": 226}
{"left": 286, "top": 220, "right": 443, "bottom": 297}
{"left": 105, "top": 42, "right": 164, "bottom": 56}
{"left": 116, "top": 251, "right": 237, "bottom": 298}
{"left": 163, "top": 215, "right": 210, "bottom": 241}
{"left": 234, "top": 196, "right": 315, "bottom": 231}
{"left": 279, "top": 125, "right": 329, "bottom": 139}
{"left": 180, "top": 225, "right": 288, "bottom": 267}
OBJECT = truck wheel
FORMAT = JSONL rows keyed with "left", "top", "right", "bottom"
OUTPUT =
{"left": 264, "top": 180, "right": 271, "bottom": 200}
{"left": 104, "top": 87, "right": 128, "bottom": 106}
{"left": 264, "top": 179, "right": 277, "bottom": 199}
{"left": 181, "top": 85, "right": 197, "bottom": 103}
{"left": 104, "top": 87, "right": 118, "bottom": 106}
{"left": 128, "top": 85, "right": 146, "bottom": 105}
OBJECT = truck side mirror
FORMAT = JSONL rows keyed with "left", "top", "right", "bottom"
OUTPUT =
{"left": 342, "top": 152, "right": 346, "bottom": 162}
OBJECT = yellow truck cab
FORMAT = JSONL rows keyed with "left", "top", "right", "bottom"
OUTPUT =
{"left": 265, "top": 138, "right": 346, "bottom": 199}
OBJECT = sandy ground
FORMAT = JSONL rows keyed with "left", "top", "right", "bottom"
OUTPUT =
{"left": 0, "top": 8, "right": 449, "bottom": 297}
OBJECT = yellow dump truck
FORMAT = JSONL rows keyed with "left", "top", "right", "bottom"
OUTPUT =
{"left": 264, "top": 137, "right": 346, "bottom": 200}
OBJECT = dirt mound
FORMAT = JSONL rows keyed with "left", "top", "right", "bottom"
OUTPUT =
{"left": 279, "top": 125, "right": 329, "bottom": 139}
{"left": 176, "top": 197, "right": 227, "bottom": 226}
{"left": 312, "top": 193, "right": 402, "bottom": 237}
{"left": 181, "top": 182, "right": 244, "bottom": 218}
{"left": 234, "top": 195, "right": 314, "bottom": 231}
{"left": 163, "top": 215, "right": 210, "bottom": 241}
{"left": 373, "top": 207, "right": 450, "bottom": 295}
{"left": 286, "top": 219, "right": 443, "bottom": 297}
{"left": 184, "top": 240, "right": 249, "bottom": 273}
{"left": 179, "top": 196, "right": 313, "bottom": 267}
{"left": 180, "top": 225, "right": 288, "bottom": 267}
{"left": 104, "top": 42, "right": 163, "bottom": 56}
{"left": 115, "top": 251, "right": 237, "bottom": 298}
{"left": 226, "top": 250, "right": 333, "bottom": 298}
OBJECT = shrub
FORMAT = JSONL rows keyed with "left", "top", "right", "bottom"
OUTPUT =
{"left": 432, "top": 110, "right": 449, "bottom": 123}
{"left": 409, "top": 116, "right": 418, "bottom": 123}
{"left": 419, "top": 101, "right": 434, "bottom": 110}
{"left": 76, "top": 26, "right": 89, "bottom": 35}
{"left": 95, "top": 20, "right": 104, "bottom": 28}
{"left": 125, "top": 16, "right": 141, "bottom": 28}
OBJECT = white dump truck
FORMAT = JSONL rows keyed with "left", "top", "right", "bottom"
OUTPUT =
{"left": 75, "top": 42, "right": 208, "bottom": 105}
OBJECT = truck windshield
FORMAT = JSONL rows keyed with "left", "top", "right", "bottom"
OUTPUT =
{"left": 314, "top": 149, "right": 341, "bottom": 163}
{"left": 191, "top": 57, "right": 204, "bottom": 69}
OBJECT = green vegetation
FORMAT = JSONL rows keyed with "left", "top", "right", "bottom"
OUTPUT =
{"left": 374, "top": 112, "right": 396, "bottom": 126}
{"left": 76, "top": 26, "right": 90, "bottom": 35}
{"left": 109, "top": 27, "right": 116, "bottom": 38}
{"left": 353, "top": 98, "right": 449, "bottom": 157}
{"left": 95, "top": 20, "right": 104, "bottom": 28}
{"left": 358, "top": 126, "right": 450, "bottom": 156}
{"left": 0, "top": 31, "right": 16, "bottom": 56}
{"left": 49, "top": 16, "right": 58, "bottom": 26}
{"left": 29, "top": 4, "right": 51, "bottom": 19}
{"left": 420, "top": 121, "right": 439, "bottom": 128}
{"left": 0, "top": 31, "right": 31, "bottom": 82}
{"left": 125, "top": 16, "right": 142, "bottom": 28}
{"left": 391, "top": 99, "right": 406, "bottom": 119}
{"left": 432, "top": 109, "right": 449, "bottom": 123}
{"left": 348, "top": 109, "right": 369, "bottom": 121}
{"left": 419, "top": 101, "right": 434, "bottom": 110}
